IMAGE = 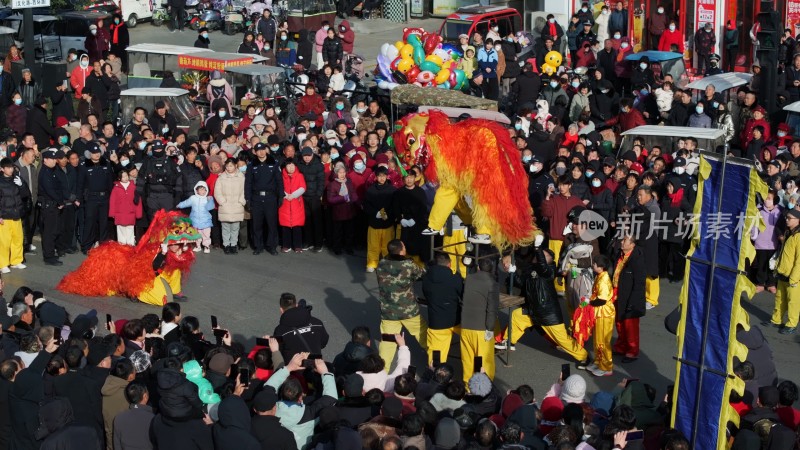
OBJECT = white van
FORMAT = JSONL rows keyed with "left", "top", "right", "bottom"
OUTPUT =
{"left": 1, "top": 14, "right": 62, "bottom": 61}
{"left": 86, "top": 0, "right": 164, "bottom": 28}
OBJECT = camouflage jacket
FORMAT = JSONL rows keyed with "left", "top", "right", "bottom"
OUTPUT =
{"left": 376, "top": 255, "right": 426, "bottom": 320}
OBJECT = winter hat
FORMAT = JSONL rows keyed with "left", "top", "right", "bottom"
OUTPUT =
{"left": 629, "top": 162, "right": 644, "bottom": 175}
{"left": 89, "top": 24, "right": 97, "bottom": 31}
{"left": 208, "top": 353, "right": 234, "bottom": 375}
{"left": 130, "top": 350, "right": 152, "bottom": 373}
{"left": 324, "top": 129, "right": 337, "bottom": 140}
{"left": 209, "top": 70, "right": 226, "bottom": 87}
{"left": 374, "top": 153, "right": 390, "bottom": 167}
{"left": 622, "top": 150, "right": 637, "bottom": 162}
{"left": 560, "top": 374, "right": 587, "bottom": 404}
{"left": 468, "top": 372, "right": 492, "bottom": 397}
{"left": 253, "top": 386, "right": 279, "bottom": 412}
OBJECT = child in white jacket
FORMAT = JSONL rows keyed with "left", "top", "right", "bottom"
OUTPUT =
{"left": 654, "top": 81, "right": 675, "bottom": 119}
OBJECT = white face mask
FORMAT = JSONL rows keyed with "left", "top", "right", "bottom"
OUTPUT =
{"left": 621, "top": 42, "right": 629, "bottom": 49}
{"left": 91, "top": 29, "right": 97, "bottom": 35}
{"left": 328, "top": 139, "right": 338, "bottom": 146}
{"left": 669, "top": 25, "right": 676, "bottom": 31}
{"left": 323, "top": 25, "right": 329, "bottom": 31}
{"left": 330, "top": 152, "right": 339, "bottom": 159}
{"left": 354, "top": 161, "right": 365, "bottom": 172}
{"left": 218, "top": 110, "right": 227, "bottom": 118}
{"left": 296, "top": 133, "right": 307, "bottom": 142}
{"left": 492, "top": 26, "right": 499, "bottom": 32}
{"left": 640, "top": 63, "right": 648, "bottom": 70}
{"left": 674, "top": 167, "right": 685, "bottom": 175}
{"left": 494, "top": 45, "right": 501, "bottom": 51}
{"left": 658, "top": 7, "right": 664, "bottom": 13}
{"left": 592, "top": 179, "right": 602, "bottom": 187}
{"left": 614, "top": 34, "right": 621, "bottom": 40}
{"left": 602, "top": 10, "right": 609, "bottom": 14}
{"left": 548, "top": 18, "right": 555, "bottom": 23}
{"left": 80, "top": 59, "right": 89, "bottom": 68}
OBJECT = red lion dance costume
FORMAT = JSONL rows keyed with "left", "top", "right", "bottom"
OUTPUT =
{"left": 58, "top": 210, "right": 200, "bottom": 306}
{"left": 394, "top": 110, "right": 538, "bottom": 250}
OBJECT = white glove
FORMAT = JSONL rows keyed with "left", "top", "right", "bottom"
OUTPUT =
{"left": 161, "top": 243, "right": 169, "bottom": 254}
{"left": 400, "top": 219, "right": 409, "bottom": 227}
{"left": 484, "top": 330, "right": 494, "bottom": 341}
{"left": 508, "top": 264, "right": 517, "bottom": 273}
{"left": 563, "top": 223, "right": 573, "bottom": 236}
{"left": 407, "top": 218, "right": 415, "bottom": 227}
{"left": 13, "top": 176, "right": 22, "bottom": 187}
{"left": 534, "top": 234, "right": 544, "bottom": 248}
{"left": 177, "top": 154, "right": 185, "bottom": 165}
{"left": 376, "top": 211, "right": 383, "bottom": 219}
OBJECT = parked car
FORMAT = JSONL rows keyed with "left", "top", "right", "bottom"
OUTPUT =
{"left": 438, "top": 5, "right": 522, "bottom": 44}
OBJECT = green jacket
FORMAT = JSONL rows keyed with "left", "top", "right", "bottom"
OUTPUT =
{"left": 376, "top": 255, "right": 426, "bottom": 320}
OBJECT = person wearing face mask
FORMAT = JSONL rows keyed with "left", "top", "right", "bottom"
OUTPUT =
{"left": 526, "top": 156, "right": 554, "bottom": 220}
{"left": 324, "top": 96, "right": 355, "bottom": 129}
{"left": 724, "top": 20, "right": 739, "bottom": 72}
{"left": 544, "top": 14, "right": 565, "bottom": 49}
{"left": 194, "top": 27, "right": 210, "bottom": 49}
{"left": 512, "top": 63, "right": 541, "bottom": 114}
{"left": 176, "top": 147, "right": 210, "bottom": 203}
{"left": 109, "top": 14, "right": 129, "bottom": 71}
{"left": 687, "top": 100, "right": 712, "bottom": 128}
{"left": 541, "top": 175, "right": 585, "bottom": 294}
{"left": 238, "top": 31, "right": 261, "bottom": 55}
{"left": 595, "top": 6, "right": 611, "bottom": 48}
{"left": 658, "top": 20, "right": 684, "bottom": 53}
{"left": 575, "top": 2, "right": 594, "bottom": 28}
{"left": 315, "top": 21, "right": 330, "bottom": 68}
{"left": 356, "top": 100, "right": 388, "bottom": 133}
{"left": 648, "top": 5, "right": 668, "bottom": 50}
{"left": 766, "top": 207, "right": 800, "bottom": 334}
{"left": 70, "top": 54, "right": 92, "bottom": 99}
{"left": 630, "top": 56, "right": 655, "bottom": 90}
{"left": 499, "top": 33, "right": 520, "bottom": 97}
{"left": 542, "top": 77, "right": 569, "bottom": 123}
{"left": 693, "top": 22, "right": 716, "bottom": 74}
{"left": 576, "top": 20, "right": 596, "bottom": 51}
{"left": 752, "top": 190, "right": 783, "bottom": 294}
{"left": 296, "top": 84, "right": 326, "bottom": 129}
{"left": 136, "top": 141, "right": 179, "bottom": 221}
{"left": 275, "top": 31, "right": 297, "bottom": 66}
{"left": 85, "top": 22, "right": 109, "bottom": 63}
{"left": 569, "top": 82, "right": 592, "bottom": 123}
{"left": 566, "top": 15, "right": 582, "bottom": 67}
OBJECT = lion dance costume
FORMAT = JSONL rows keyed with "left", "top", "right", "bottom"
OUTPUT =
{"left": 394, "top": 110, "right": 537, "bottom": 250}
{"left": 58, "top": 210, "right": 200, "bottom": 306}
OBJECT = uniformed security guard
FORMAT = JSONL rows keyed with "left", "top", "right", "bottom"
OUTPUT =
{"left": 245, "top": 142, "right": 283, "bottom": 255}
{"left": 38, "top": 149, "right": 69, "bottom": 266}
{"left": 768, "top": 208, "right": 800, "bottom": 334}
{"left": 136, "top": 141, "right": 179, "bottom": 221}
{"left": 77, "top": 142, "right": 114, "bottom": 254}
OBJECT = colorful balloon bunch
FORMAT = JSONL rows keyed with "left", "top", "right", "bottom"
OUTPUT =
{"left": 375, "top": 27, "right": 468, "bottom": 91}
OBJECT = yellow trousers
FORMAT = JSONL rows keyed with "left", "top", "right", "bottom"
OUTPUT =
{"left": 772, "top": 280, "right": 800, "bottom": 328}
{"left": 542, "top": 324, "right": 588, "bottom": 362}
{"left": 428, "top": 187, "right": 489, "bottom": 235}
{"left": 379, "top": 315, "right": 428, "bottom": 369}
{"left": 593, "top": 316, "right": 614, "bottom": 371}
{"left": 427, "top": 326, "right": 459, "bottom": 366}
{"left": 367, "top": 227, "right": 394, "bottom": 269}
{"left": 549, "top": 240, "right": 564, "bottom": 293}
{"left": 443, "top": 228, "right": 467, "bottom": 278}
{"left": 645, "top": 276, "right": 660, "bottom": 306}
{"left": 0, "top": 219, "right": 24, "bottom": 268}
{"left": 138, "top": 270, "right": 182, "bottom": 306}
{"left": 502, "top": 309, "right": 587, "bottom": 362}
{"left": 459, "top": 328, "right": 495, "bottom": 385}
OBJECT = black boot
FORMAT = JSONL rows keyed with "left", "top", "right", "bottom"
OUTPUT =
{"left": 231, "top": 246, "right": 238, "bottom": 254}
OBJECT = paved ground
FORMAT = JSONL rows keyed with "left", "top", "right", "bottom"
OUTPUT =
{"left": 10, "top": 21, "right": 797, "bottom": 404}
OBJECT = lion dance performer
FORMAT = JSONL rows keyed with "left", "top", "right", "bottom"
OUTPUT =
{"left": 394, "top": 110, "right": 537, "bottom": 250}
{"left": 58, "top": 210, "right": 200, "bottom": 306}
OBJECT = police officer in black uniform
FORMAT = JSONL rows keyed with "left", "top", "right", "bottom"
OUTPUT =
{"left": 136, "top": 141, "right": 179, "bottom": 221}
{"left": 38, "top": 149, "right": 69, "bottom": 266}
{"left": 56, "top": 150, "right": 80, "bottom": 256}
{"left": 245, "top": 143, "right": 283, "bottom": 255}
{"left": 77, "top": 142, "right": 114, "bottom": 254}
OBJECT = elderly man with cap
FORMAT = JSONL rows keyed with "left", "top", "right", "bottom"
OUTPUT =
{"left": 38, "top": 148, "right": 69, "bottom": 266}
{"left": 251, "top": 387, "right": 297, "bottom": 450}
{"left": 77, "top": 142, "right": 114, "bottom": 254}
{"left": 766, "top": 207, "right": 800, "bottom": 334}
{"left": 246, "top": 142, "right": 283, "bottom": 255}
{"left": 149, "top": 101, "right": 177, "bottom": 139}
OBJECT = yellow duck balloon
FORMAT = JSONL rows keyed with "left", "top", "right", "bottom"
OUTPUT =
{"left": 541, "top": 50, "right": 563, "bottom": 76}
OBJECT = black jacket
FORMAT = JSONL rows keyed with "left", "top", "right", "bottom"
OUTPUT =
{"left": 137, "top": 152, "right": 180, "bottom": 196}
{"left": 149, "top": 111, "right": 178, "bottom": 137}
{"left": 273, "top": 306, "right": 330, "bottom": 362}
{"left": 519, "top": 248, "right": 563, "bottom": 327}
{"left": 630, "top": 68, "right": 655, "bottom": 89}
{"left": 500, "top": 40, "right": 521, "bottom": 79}
{"left": 335, "top": 396, "right": 373, "bottom": 427}
{"left": 238, "top": 40, "right": 260, "bottom": 55}
{"left": 615, "top": 246, "right": 646, "bottom": 320}
{"left": 297, "top": 30, "right": 314, "bottom": 70}
{"left": 0, "top": 378, "right": 10, "bottom": 450}
{"left": 421, "top": 264, "right": 463, "bottom": 329}
{"left": 85, "top": 73, "right": 110, "bottom": 109}
{"left": 51, "top": 90, "right": 75, "bottom": 123}
{"left": 37, "top": 397, "right": 102, "bottom": 450}
{"left": 10, "top": 369, "right": 44, "bottom": 450}
{"left": 460, "top": 270, "right": 498, "bottom": 331}
{"left": 364, "top": 182, "right": 396, "bottom": 229}
{"left": 194, "top": 36, "right": 210, "bottom": 49}
{"left": 156, "top": 368, "right": 204, "bottom": 421}
{"left": 113, "top": 404, "right": 154, "bottom": 450}
{"left": 245, "top": 155, "right": 283, "bottom": 205}
{"left": 251, "top": 415, "right": 297, "bottom": 450}
{"left": 297, "top": 157, "right": 325, "bottom": 199}
{"left": 177, "top": 160, "right": 209, "bottom": 201}
{"left": 513, "top": 71, "right": 541, "bottom": 109}
{"left": 212, "top": 396, "right": 260, "bottom": 450}
{"left": 52, "top": 369, "right": 104, "bottom": 442}
{"left": 26, "top": 105, "right": 58, "bottom": 149}
{"left": 322, "top": 37, "right": 343, "bottom": 65}
{"left": 149, "top": 414, "right": 213, "bottom": 450}
{"left": 0, "top": 174, "right": 31, "bottom": 220}
{"left": 590, "top": 84, "right": 619, "bottom": 123}
{"left": 332, "top": 341, "right": 373, "bottom": 378}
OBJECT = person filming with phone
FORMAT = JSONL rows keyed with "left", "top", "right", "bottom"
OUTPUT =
{"left": 273, "top": 292, "right": 329, "bottom": 362}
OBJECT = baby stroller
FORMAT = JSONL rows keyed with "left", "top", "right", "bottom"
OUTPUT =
{"left": 559, "top": 242, "right": 595, "bottom": 325}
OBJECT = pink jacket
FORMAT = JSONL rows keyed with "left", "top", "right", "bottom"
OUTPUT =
{"left": 109, "top": 181, "right": 142, "bottom": 226}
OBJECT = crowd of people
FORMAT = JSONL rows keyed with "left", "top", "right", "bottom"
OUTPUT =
{"left": 0, "top": 1, "right": 798, "bottom": 449}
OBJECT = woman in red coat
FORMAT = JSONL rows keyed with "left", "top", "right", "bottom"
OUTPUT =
{"left": 295, "top": 83, "right": 326, "bottom": 129}
{"left": 658, "top": 21, "right": 685, "bottom": 54}
{"left": 279, "top": 159, "right": 307, "bottom": 253}
{"left": 109, "top": 169, "right": 142, "bottom": 246}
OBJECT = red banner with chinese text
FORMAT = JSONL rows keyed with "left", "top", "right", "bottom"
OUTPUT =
{"left": 178, "top": 55, "right": 251, "bottom": 72}
{"left": 696, "top": 0, "right": 716, "bottom": 28}
{"left": 788, "top": 0, "right": 800, "bottom": 39}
